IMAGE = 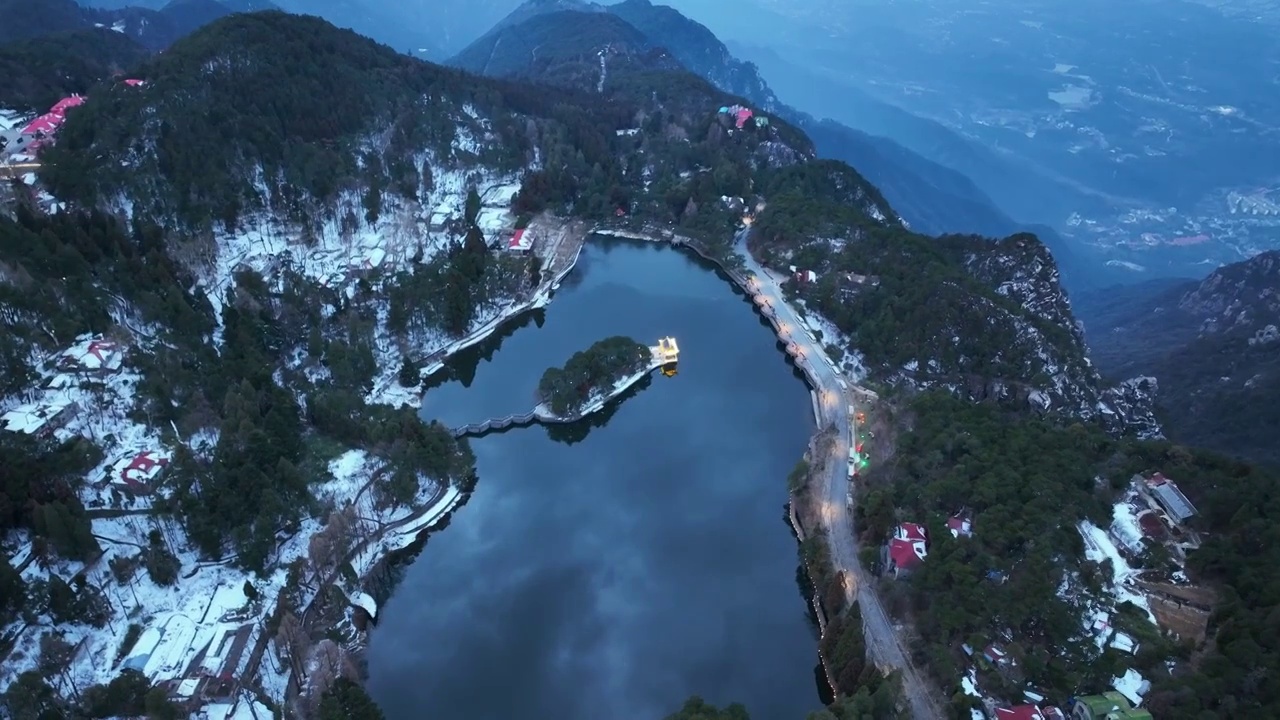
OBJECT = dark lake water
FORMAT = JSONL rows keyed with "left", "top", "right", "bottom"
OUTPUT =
{"left": 366, "top": 238, "right": 820, "bottom": 720}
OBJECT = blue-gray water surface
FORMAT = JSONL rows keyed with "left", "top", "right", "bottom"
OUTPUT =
{"left": 366, "top": 238, "right": 819, "bottom": 720}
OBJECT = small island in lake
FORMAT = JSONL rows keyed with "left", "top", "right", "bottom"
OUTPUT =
{"left": 538, "top": 336, "right": 655, "bottom": 418}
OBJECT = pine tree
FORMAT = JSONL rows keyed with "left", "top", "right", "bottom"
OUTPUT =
{"left": 317, "top": 678, "right": 385, "bottom": 720}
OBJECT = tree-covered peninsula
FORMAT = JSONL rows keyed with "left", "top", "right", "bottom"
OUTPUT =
{"left": 538, "top": 336, "right": 652, "bottom": 417}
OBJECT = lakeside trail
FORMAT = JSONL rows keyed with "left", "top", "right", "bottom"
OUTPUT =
{"left": 277, "top": 220, "right": 940, "bottom": 716}
{"left": 271, "top": 214, "right": 591, "bottom": 706}
{"left": 733, "top": 230, "right": 944, "bottom": 720}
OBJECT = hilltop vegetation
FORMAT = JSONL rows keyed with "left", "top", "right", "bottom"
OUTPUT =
{"left": 749, "top": 162, "right": 1109, "bottom": 419}
{"left": 42, "top": 9, "right": 816, "bottom": 254}
{"left": 857, "top": 391, "right": 1280, "bottom": 718}
{"left": 0, "top": 29, "right": 148, "bottom": 112}
{"left": 452, "top": 10, "right": 654, "bottom": 81}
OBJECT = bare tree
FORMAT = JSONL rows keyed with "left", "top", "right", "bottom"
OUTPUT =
{"left": 304, "top": 639, "right": 347, "bottom": 716}
{"left": 274, "top": 611, "right": 309, "bottom": 682}
{"left": 38, "top": 632, "right": 80, "bottom": 700}
{"left": 326, "top": 506, "right": 356, "bottom": 556}
{"left": 307, "top": 532, "right": 336, "bottom": 584}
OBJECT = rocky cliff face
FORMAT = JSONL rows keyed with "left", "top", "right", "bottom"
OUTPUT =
{"left": 1179, "top": 250, "right": 1280, "bottom": 336}
{"left": 959, "top": 235, "right": 1161, "bottom": 437}
{"left": 1078, "top": 250, "right": 1280, "bottom": 463}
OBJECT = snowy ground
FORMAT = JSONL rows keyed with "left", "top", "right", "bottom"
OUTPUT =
{"left": 795, "top": 299, "right": 868, "bottom": 382}
{"left": 197, "top": 164, "right": 519, "bottom": 343}
{"left": 197, "top": 693, "right": 274, "bottom": 720}
{"left": 1077, "top": 519, "right": 1157, "bottom": 623}
{"left": 0, "top": 335, "right": 170, "bottom": 515}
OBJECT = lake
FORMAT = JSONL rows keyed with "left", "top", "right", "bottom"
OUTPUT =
{"left": 366, "top": 237, "right": 821, "bottom": 720}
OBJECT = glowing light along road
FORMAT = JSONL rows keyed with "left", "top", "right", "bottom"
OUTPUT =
{"left": 735, "top": 228, "right": 944, "bottom": 720}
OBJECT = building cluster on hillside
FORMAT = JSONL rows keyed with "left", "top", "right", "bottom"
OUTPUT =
{"left": 1128, "top": 472, "right": 1199, "bottom": 549}
{"left": 118, "top": 582, "right": 260, "bottom": 707}
{"left": 717, "top": 104, "right": 769, "bottom": 130}
{"left": 2, "top": 79, "right": 145, "bottom": 162}
{"left": 980, "top": 687, "right": 1152, "bottom": 720}
{"left": 1, "top": 335, "right": 128, "bottom": 437}
{"left": 883, "top": 514, "right": 973, "bottom": 577}
{"left": 0, "top": 95, "right": 84, "bottom": 158}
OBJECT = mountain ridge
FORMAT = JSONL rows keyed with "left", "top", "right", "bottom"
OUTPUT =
{"left": 477, "top": 0, "right": 1102, "bottom": 288}
{"left": 0, "top": 0, "right": 275, "bottom": 50}
{"left": 1079, "top": 251, "right": 1280, "bottom": 465}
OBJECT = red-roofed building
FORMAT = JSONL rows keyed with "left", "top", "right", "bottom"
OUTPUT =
{"left": 21, "top": 114, "right": 61, "bottom": 137}
{"left": 947, "top": 515, "right": 973, "bottom": 538}
{"left": 735, "top": 108, "right": 754, "bottom": 129}
{"left": 112, "top": 450, "right": 171, "bottom": 494}
{"left": 123, "top": 78, "right": 146, "bottom": 87}
{"left": 996, "top": 706, "right": 1046, "bottom": 720}
{"left": 507, "top": 228, "right": 533, "bottom": 253}
{"left": 983, "top": 643, "right": 1010, "bottom": 667}
{"left": 56, "top": 336, "right": 125, "bottom": 374}
{"left": 897, "top": 522, "right": 927, "bottom": 542}
{"left": 48, "top": 95, "right": 85, "bottom": 117}
{"left": 888, "top": 523, "right": 928, "bottom": 577}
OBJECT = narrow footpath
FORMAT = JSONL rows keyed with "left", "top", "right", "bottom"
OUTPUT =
{"left": 734, "top": 230, "right": 944, "bottom": 720}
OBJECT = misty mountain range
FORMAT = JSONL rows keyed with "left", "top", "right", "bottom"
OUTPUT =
{"left": 14, "top": 0, "right": 1280, "bottom": 462}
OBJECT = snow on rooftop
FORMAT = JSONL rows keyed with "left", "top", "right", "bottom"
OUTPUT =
{"left": 480, "top": 181, "right": 520, "bottom": 207}
{"left": 1, "top": 108, "right": 31, "bottom": 131}
{"left": 109, "top": 449, "right": 171, "bottom": 488}
{"left": 1078, "top": 520, "right": 1157, "bottom": 623}
{"left": 1112, "top": 668, "right": 1150, "bottom": 706}
{"left": 475, "top": 206, "right": 510, "bottom": 237}
{"left": 1110, "top": 495, "right": 1146, "bottom": 556}
{"left": 1, "top": 399, "right": 72, "bottom": 434}
{"left": 55, "top": 335, "right": 126, "bottom": 372}
{"left": 197, "top": 693, "right": 273, "bottom": 720}
{"left": 1110, "top": 631, "right": 1139, "bottom": 654}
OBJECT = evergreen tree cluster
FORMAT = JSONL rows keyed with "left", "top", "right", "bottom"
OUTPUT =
{"left": 750, "top": 168, "right": 1090, "bottom": 393}
{"left": 317, "top": 678, "right": 385, "bottom": 720}
{"left": 2, "top": 667, "right": 180, "bottom": 720}
{"left": 0, "top": 433, "right": 102, "bottom": 621}
{"left": 39, "top": 11, "right": 634, "bottom": 234}
{"left": 0, "top": 209, "right": 212, "bottom": 396}
{"left": 537, "top": 336, "right": 650, "bottom": 417}
{"left": 0, "top": 28, "right": 148, "bottom": 112}
{"left": 872, "top": 391, "right": 1280, "bottom": 717}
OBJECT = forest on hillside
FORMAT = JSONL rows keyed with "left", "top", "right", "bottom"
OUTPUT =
{"left": 859, "top": 392, "right": 1280, "bottom": 718}
{"left": 0, "top": 28, "right": 148, "bottom": 111}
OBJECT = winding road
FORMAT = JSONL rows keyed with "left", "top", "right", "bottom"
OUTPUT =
{"left": 734, "top": 230, "right": 943, "bottom": 720}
